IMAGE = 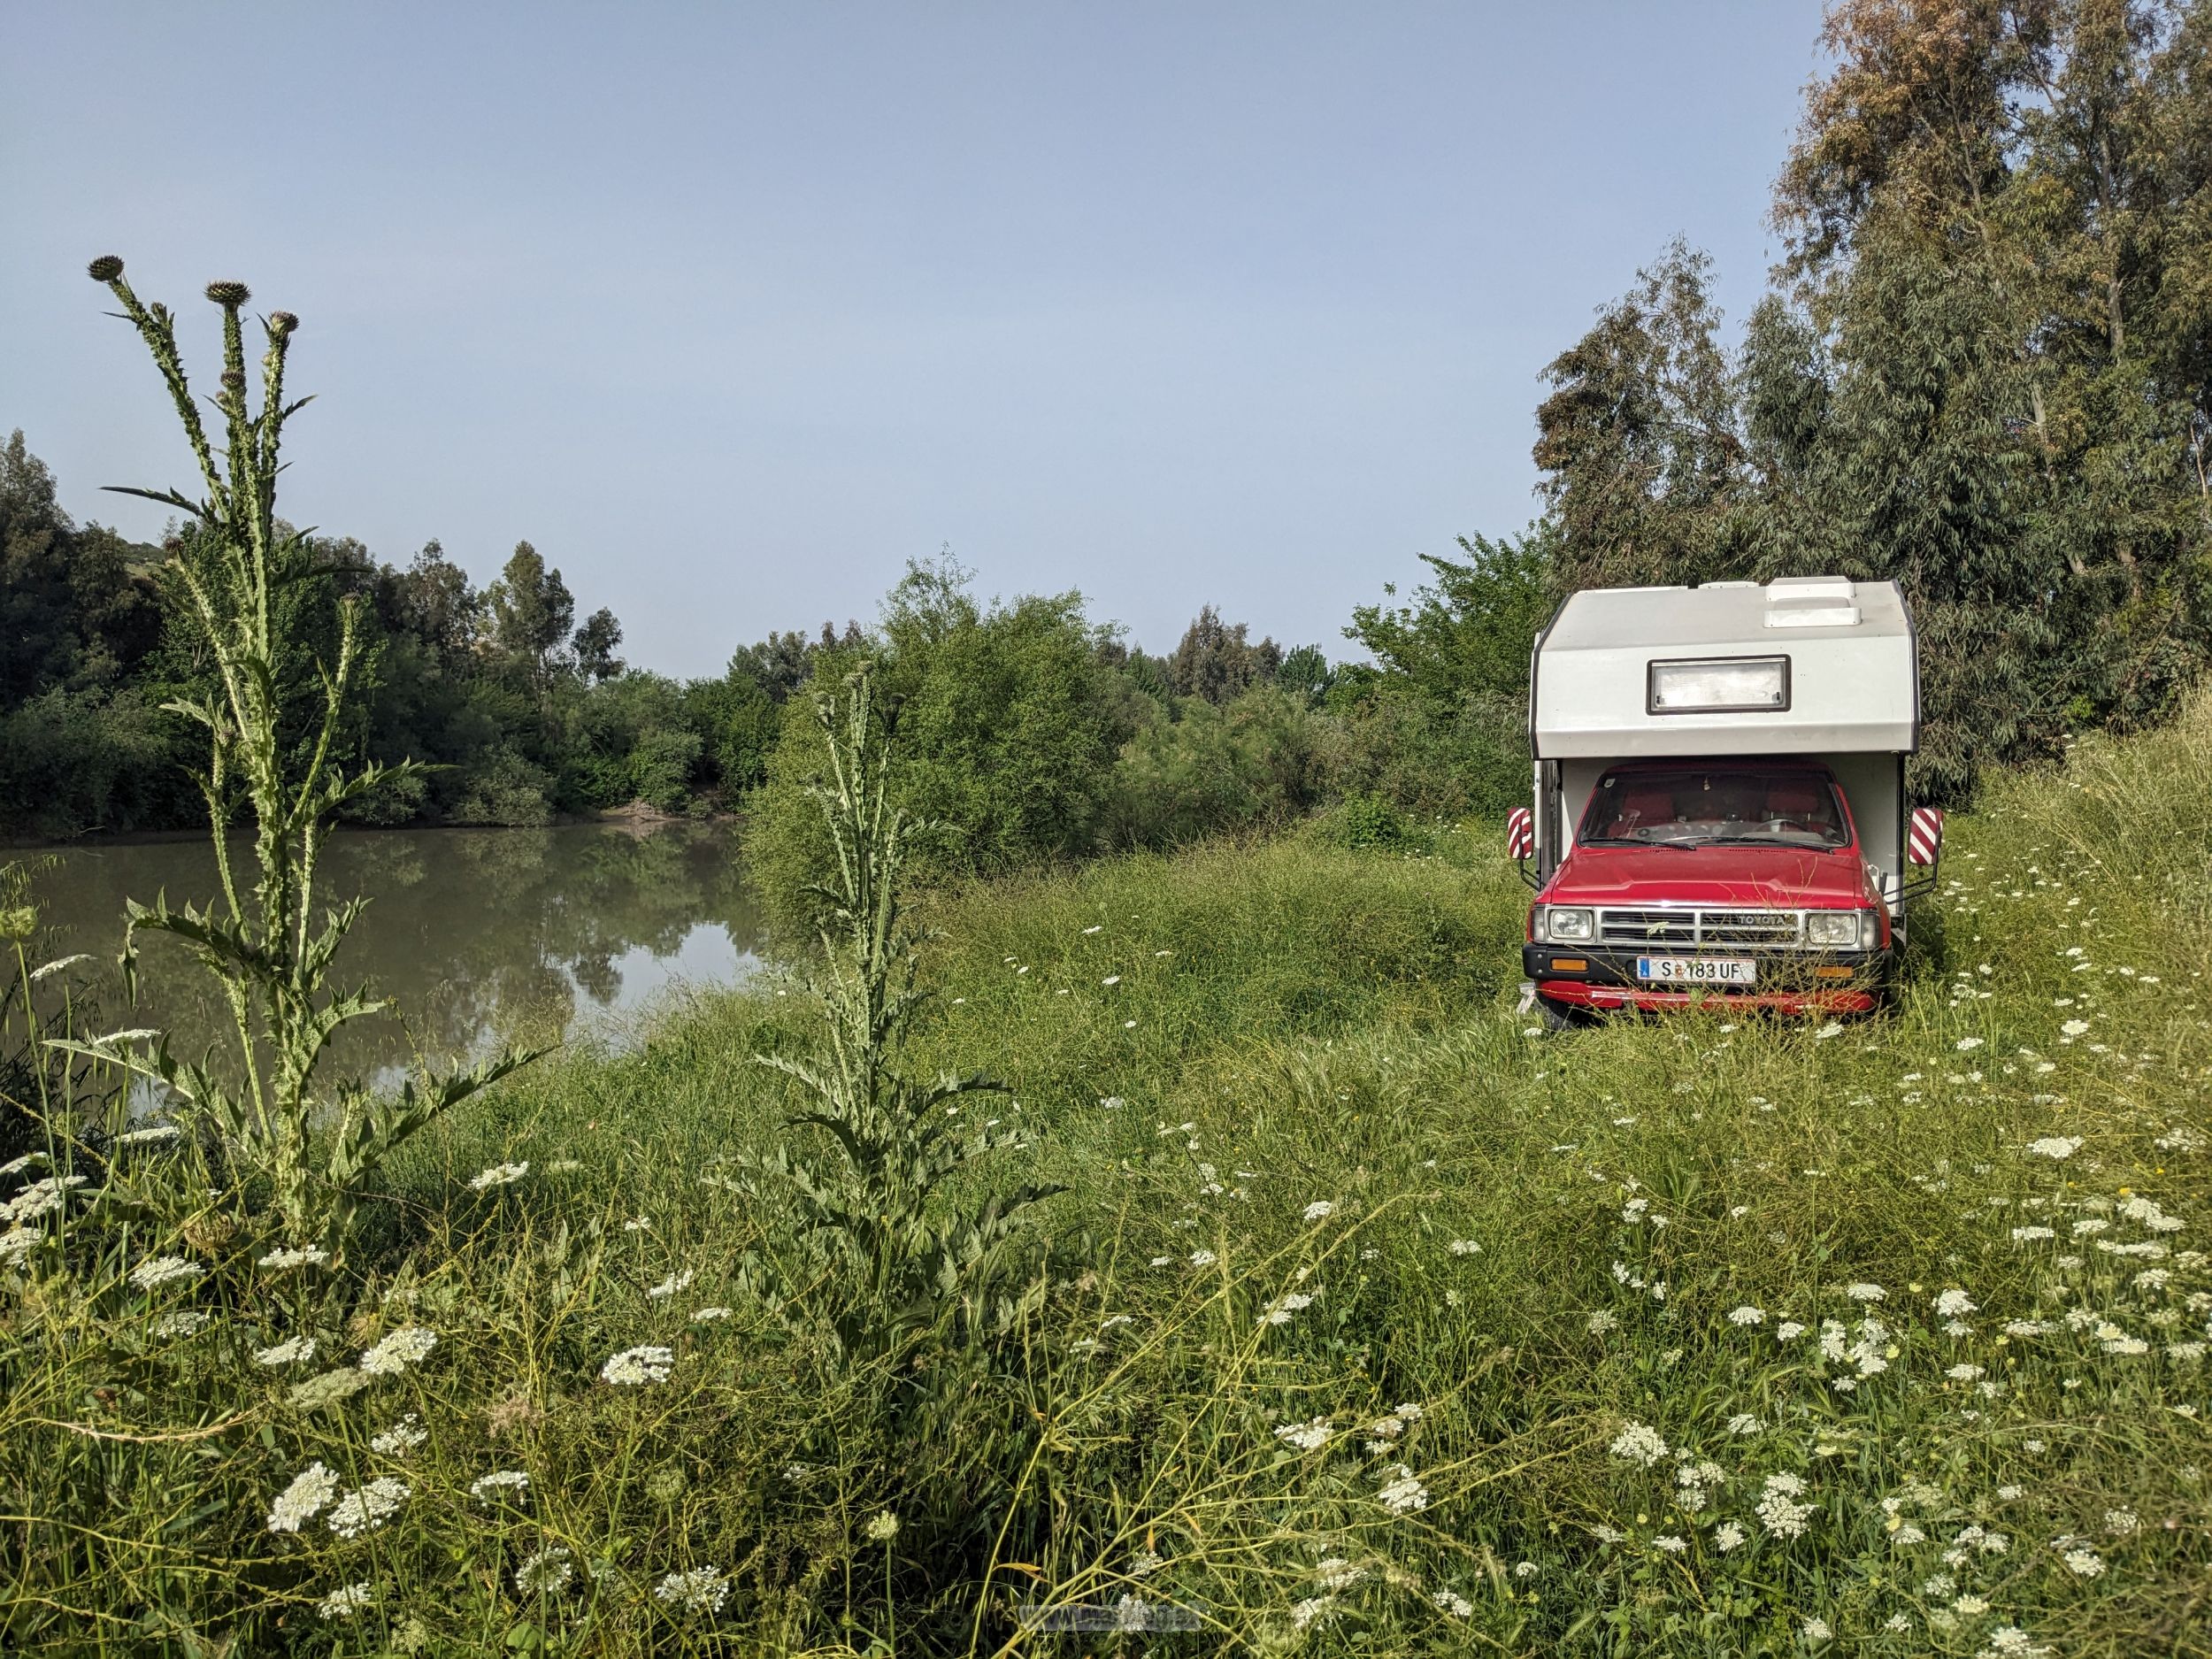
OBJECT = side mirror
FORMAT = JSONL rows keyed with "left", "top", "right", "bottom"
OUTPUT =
{"left": 1507, "top": 806, "right": 1535, "bottom": 861}
{"left": 1908, "top": 806, "right": 1944, "bottom": 866}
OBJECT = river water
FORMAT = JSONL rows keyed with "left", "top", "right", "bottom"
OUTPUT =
{"left": 14, "top": 822, "right": 765, "bottom": 1085}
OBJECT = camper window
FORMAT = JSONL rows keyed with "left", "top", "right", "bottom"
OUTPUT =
{"left": 1579, "top": 767, "right": 1850, "bottom": 850}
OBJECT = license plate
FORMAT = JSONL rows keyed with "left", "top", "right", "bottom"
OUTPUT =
{"left": 1636, "top": 956, "right": 1756, "bottom": 986}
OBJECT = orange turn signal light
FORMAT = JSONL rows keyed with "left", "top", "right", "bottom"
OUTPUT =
{"left": 1551, "top": 957, "right": 1588, "bottom": 972}
{"left": 1813, "top": 965, "right": 1855, "bottom": 980}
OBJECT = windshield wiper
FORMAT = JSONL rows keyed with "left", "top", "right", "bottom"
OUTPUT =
{"left": 1699, "top": 834, "right": 1843, "bottom": 849}
{"left": 1578, "top": 836, "right": 1700, "bottom": 851}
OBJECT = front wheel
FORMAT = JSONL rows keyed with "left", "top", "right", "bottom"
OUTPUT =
{"left": 1540, "top": 994, "right": 1586, "bottom": 1033}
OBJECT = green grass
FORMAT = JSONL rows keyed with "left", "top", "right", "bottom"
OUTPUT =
{"left": 5, "top": 703, "right": 2210, "bottom": 1655}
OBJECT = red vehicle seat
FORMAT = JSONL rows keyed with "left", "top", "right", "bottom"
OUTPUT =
{"left": 1766, "top": 784, "right": 1822, "bottom": 818}
{"left": 1606, "top": 788, "right": 1677, "bottom": 836}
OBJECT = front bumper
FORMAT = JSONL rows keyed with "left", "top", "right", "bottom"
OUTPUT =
{"left": 1522, "top": 943, "right": 1891, "bottom": 1016}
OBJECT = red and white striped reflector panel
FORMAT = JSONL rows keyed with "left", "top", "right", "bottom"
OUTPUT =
{"left": 1506, "top": 806, "right": 1535, "bottom": 859}
{"left": 1908, "top": 806, "right": 1944, "bottom": 865}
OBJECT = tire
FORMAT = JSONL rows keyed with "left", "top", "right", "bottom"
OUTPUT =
{"left": 1540, "top": 995, "right": 1584, "bottom": 1033}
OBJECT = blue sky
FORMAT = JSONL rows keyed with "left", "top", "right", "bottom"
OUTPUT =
{"left": 4, "top": 3, "right": 1824, "bottom": 676}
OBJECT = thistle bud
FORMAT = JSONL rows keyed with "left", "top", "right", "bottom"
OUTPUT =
{"left": 88, "top": 255, "right": 125, "bottom": 282}
{"left": 269, "top": 311, "right": 299, "bottom": 337}
{"left": 204, "top": 280, "right": 251, "bottom": 307}
{"left": 220, "top": 370, "right": 247, "bottom": 392}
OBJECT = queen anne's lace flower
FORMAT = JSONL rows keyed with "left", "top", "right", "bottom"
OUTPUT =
{"left": 653, "top": 1565, "right": 731, "bottom": 1613}
{"left": 2024, "top": 1137, "right": 2083, "bottom": 1159}
{"left": 267, "top": 1462, "right": 340, "bottom": 1532}
{"left": 370, "top": 1416, "right": 426, "bottom": 1456}
{"left": 1273, "top": 1417, "right": 1333, "bottom": 1452}
{"left": 359, "top": 1326, "right": 438, "bottom": 1376}
{"left": 468, "top": 1161, "right": 529, "bottom": 1191}
{"left": 470, "top": 1470, "right": 531, "bottom": 1504}
{"left": 258, "top": 1245, "right": 330, "bottom": 1271}
{"left": 326, "top": 1478, "right": 409, "bottom": 1538}
{"left": 516, "top": 1545, "right": 573, "bottom": 1595}
{"left": 1933, "top": 1288, "right": 1977, "bottom": 1317}
{"left": 1755, "top": 1472, "right": 1815, "bottom": 1539}
{"left": 318, "top": 1582, "right": 375, "bottom": 1620}
{"left": 255, "top": 1336, "right": 318, "bottom": 1367}
{"left": 1608, "top": 1420, "right": 1668, "bottom": 1466}
{"left": 1302, "top": 1201, "right": 1335, "bottom": 1222}
{"left": 601, "top": 1345, "right": 675, "bottom": 1386}
{"left": 1377, "top": 1464, "right": 1430, "bottom": 1513}
{"left": 128, "top": 1255, "right": 202, "bottom": 1291}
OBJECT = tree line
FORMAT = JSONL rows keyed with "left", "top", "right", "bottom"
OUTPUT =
{"left": 10, "top": 2, "right": 2209, "bottom": 849}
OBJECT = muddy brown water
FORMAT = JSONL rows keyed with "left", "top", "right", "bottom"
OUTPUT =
{"left": 14, "top": 821, "right": 766, "bottom": 1087}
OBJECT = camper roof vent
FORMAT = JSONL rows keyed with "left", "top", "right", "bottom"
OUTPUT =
{"left": 1763, "top": 574, "right": 1860, "bottom": 629}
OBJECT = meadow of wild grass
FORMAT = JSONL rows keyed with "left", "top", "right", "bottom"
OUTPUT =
{"left": 5, "top": 683, "right": 2211, "bottom": 1655}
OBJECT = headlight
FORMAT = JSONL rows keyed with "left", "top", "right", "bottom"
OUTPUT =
{"left": 1542, "top": 907, "right": 1594, "bottom": 942}
{"left": 1806, "top": 910, "right": 1864, "bottom": 948}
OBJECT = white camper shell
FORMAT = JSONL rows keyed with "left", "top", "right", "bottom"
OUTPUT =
{"left": 1527, "top": 575, "right": 1920, "bottom": 918}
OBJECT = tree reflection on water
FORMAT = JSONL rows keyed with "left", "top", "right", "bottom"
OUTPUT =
{"left": 31, "top": 822, "right": 763, "bottom": 1085}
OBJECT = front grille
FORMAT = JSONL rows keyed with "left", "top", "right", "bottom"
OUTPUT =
{"left": 1597, "top": 908, "right": 1810, "bottom": 950}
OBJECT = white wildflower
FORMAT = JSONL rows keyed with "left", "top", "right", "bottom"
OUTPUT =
{"left": 1801, "top": 1616, "right": 1832, "bottom": 1640}
{"left": 1608, "top": 1421, "right": 1668, "bottom": 1466}
{"left": 1933, "top": 1288, "right": 1977, "bottom": 1317}
{"left": 1273, "top": 1416, "right": 1333, "bottom": 1452}
{"left": 1727, "top": 1305, "right": 1765, "bottom": 1325}
{"left": 1448, "top": 1239, "right": 1481, "bottom": 1256}
{"left": 1432, "top": 1589, "right": 1474, "bottom": 1617}
{"left": 128, "top": 1256, "right": 202, "bottom": 1291}
{"left": 692, "top": 1306, "right": 733, "bottom": 1322}
{"left": 1846, "top": 1282, "right": 1886, "bottom": 1302}
{"left": 1377, "top": 1464, "right": 1430, "bottom": 1513}
{"left": 2024, "top": 1137, "right": 2082, "bottom": 1160}
{"left": 358, "top": 1326, "right": 437, "bottom": 1376}
{"left": 1302, "top": 1201, "right": 1335, "bottom": 1222}
{"left": 326, "top": 1476, "right": 409, "bottom": 1538}
{"left": 113, "top": 1124, "right": 181, "bottom": 1146}
{"left": 653, "top": 1565, "right": 731, "bottom": 1614}
{"left": 1713, "top": 1520, "right": 1747, "bottom": 1552}
{"left": 154, "top": 1310, "right": 212, "bottom": 1338}
{"left": 255, "top": 1336, "right": 319, "bottom": 1368}
{"left": 1586, "top": 1310, "right": 1619, "bottom": 1334}
{"left": 318, "top": 1582, "right": 375, "bottom": 1620}
{"left": 258, "top": 1246, "right": 329, "bottom": 1271}
{"left": 469, "top": 1470, "right": 531, "bottom": 1504}
{"left": 864, "top": 1509, "right": 900, "bottom": 1541}
{"left": 2062, "top": 1548, "right": 2104, "bottom": 1578}
{"left": 1189, "top": 1248, "right": 1217, "bottom": 1267}
{"left": 467, "top": 1161, "right": 529, "bottom": 1191}
{"left": 1955, "top": 1037, "right": 1985, "bottom": 1051}
{"left": 516, "top": 1545, "right": 573, "bottom": 1595}
{"left": 369, "top": 1416, "right": 426, "bottom": 1456}
{"left": 601, "top": 1345, "right": 675, "bottom": 1385}
{"left": 1755, "top": 1472, "right": 1816, "bottom": 1539}
{"left": 0, "top": 1226, "right": 39, "bottom": 1266}
{"left": 1776, "top": 1319, "right": 1807, "bottom": 1340}
{"left": 645, "top": 1270, "right": 695, "bottom": 1300}
{"left": 1258, "top": 1291, "right": 1313, "bottom": 1326}
{"left": 1726, "top": 1412, "right": 1763, "bottom": 1435}
{"left": 267, "top": 1462, "right": 340, "bottom": 1532}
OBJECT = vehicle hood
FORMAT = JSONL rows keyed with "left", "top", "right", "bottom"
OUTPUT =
{"left": 1544, "top": 844, "right": 1877, "bottom": 909}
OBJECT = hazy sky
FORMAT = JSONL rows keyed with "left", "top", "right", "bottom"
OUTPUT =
{"left": 5, "top": 3, "right": 1824, "bottom": 677}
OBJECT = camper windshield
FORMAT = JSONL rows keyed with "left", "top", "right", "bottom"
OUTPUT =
{"left": 1578, "top": 767, "right": 1851, "bottom": 850}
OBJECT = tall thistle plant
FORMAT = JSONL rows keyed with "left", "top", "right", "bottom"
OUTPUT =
{"left": 748, "top": 666, "right": 1060, "bottom": 1360}
{"left": 64, "top": 257, "right": 535, "bottom": 1249}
